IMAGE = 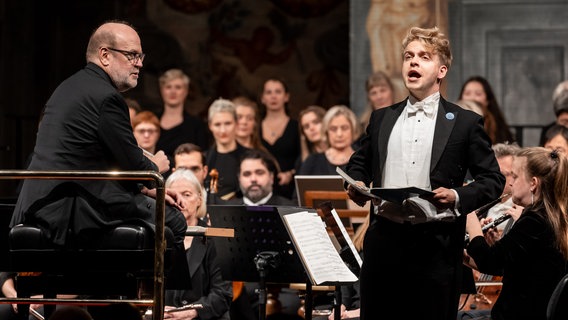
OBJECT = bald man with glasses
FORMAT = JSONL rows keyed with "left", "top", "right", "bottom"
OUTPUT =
{"left": 11, "top": 20, "right": 187, "bottom": 250}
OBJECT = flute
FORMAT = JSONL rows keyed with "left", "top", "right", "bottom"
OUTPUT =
{"left": 475, "top": 193, "right": 510, "bottom": 218}
{"left": 465, "top": 213, "right": 512, "bottom": 242}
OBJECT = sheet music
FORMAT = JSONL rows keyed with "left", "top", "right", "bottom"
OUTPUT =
{"left": 282, "top": 211, "right": 358, "bottom": 285}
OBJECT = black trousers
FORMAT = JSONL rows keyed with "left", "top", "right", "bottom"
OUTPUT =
{"left": 359, "top": 216, "right": 465, "bottom": 320}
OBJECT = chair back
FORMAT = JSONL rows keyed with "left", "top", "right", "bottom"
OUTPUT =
{"left": 304, "top": 190, "right": 368, "bottom": 236}
{"left": 547, "top": 273, "right": 568, "bottom": 320}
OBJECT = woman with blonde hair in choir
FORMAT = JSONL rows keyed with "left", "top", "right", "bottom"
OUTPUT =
{"left": 299, "top": 105, "right": 359, "bottom": 175}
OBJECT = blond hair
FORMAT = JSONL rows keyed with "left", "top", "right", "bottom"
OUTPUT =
{"left": 402, "top": 26, "right": 452, "bottom": 69}
{"left": 516, "top": 147, "right": 568, "bottom": 258}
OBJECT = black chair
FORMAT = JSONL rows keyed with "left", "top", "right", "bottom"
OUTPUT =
{"left": 0, "top": 170, "right": 173, "bottom": 320}
{"left": 547, "top": 273, "right": 568, "bottom": 320}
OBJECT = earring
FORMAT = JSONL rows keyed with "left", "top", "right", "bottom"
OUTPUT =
{"left": 531, "top": 191, "right": 534, "bottom": 205}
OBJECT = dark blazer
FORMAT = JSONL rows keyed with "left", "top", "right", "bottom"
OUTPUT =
{"left": 468, "top": 206, "right": 568, "bottom": 320}
{"left": 165, "top": 220, "right": 232, "bottom": 320}
{"left": 347, "top": 97, "right": 504, "bottom": 213}
{"left": 10, "top": 63, "right": 185, "bottom": 246}
{"left": 346, "top": 97, "right": 505, "bottom": 320}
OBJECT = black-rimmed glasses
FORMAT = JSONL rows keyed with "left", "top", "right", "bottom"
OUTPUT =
{"left": 107, "top": 47, "right": 145, "bottom": 64}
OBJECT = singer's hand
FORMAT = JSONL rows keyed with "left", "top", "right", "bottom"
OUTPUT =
{"left": 430, "top": 187, "right": 456, "bottom": 210}
{"left": 347, "top": 182, "right": 372, "bottom": 207}
{"left": 151, "top": 150, "right": 170, "bottom": 173}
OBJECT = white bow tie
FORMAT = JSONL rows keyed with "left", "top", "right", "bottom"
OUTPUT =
{"left": 407, "top": 100, "right": 435, "bottom": 116}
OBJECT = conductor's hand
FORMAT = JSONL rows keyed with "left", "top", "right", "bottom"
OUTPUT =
{"left": 150, "top": 150, "right": 170, "bottom": 173}
{"left": 429, "top": 187, "right": 456, "bottom": 210}
{"left": 141, "top": 187, "right": 187, "bottom": 211}
{"left": 347, "top": 181, "right": 372, "bottom": 207}
{"left": 164, "top": 306, "right": 198, "bottom": 319}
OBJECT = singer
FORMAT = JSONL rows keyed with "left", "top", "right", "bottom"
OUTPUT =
{"left": 465, "top": 147, "right": 568, "bottom": 320}
{"left": 346, "top": 26, "right": 504, "bottom": 320}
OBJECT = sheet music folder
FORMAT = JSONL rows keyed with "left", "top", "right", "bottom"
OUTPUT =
{"left": 335, "top": 167, "right": 434, "bottom": 205}
{"left": 208, "top": 205, "right": 358, "bottom": 286}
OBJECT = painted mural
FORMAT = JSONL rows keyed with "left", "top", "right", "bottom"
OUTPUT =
{"left": 126, "top": 0, "right": 348, "bottom": 119}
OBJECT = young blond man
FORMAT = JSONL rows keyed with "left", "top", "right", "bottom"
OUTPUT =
{"left": 346, "top": 27, "right": 504, "bottom": 319}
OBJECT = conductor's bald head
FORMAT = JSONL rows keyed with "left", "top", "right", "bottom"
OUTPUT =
{"left": 86, "top": 21, "right": 144, "bottom": 92}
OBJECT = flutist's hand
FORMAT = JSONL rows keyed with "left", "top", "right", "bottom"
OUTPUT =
{"left": 149, "top": 150, "right": 170, "bottom": 173}
{"left": 347, "top": 182, "right": 373, "bottom": 207}
{"left": 508, "top": 204, "right": 524, "bottom": 221}
{"left": 480, "top": 217, "right": 500, "bottom": 245}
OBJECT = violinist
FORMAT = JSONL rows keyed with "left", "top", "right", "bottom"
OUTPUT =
{"left": 465, "top": 147, "right": 568, "bottom": 320}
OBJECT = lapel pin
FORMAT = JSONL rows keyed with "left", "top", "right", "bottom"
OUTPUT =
{"left": 445, "top": 112, "right": 455, "bottom": 120}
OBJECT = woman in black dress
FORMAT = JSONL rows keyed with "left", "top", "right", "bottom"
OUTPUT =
{"left": 259, "top": 78, "right": 300, "bottom": 198}
{"left": 465, "top": 147, "right": 568, "bottom": 320}
{"left": 299, "top": 105, "right": 360, "bottom": 175}
{"left": 165, "top": 169, "right": 232, "bottom": 319}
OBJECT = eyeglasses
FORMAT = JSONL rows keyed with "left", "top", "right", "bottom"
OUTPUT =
{"left": 134, "top": 128, "right": 158, "bottom": 135}
{"left": 107, "top": 47, "right": 145, "bottom": 64}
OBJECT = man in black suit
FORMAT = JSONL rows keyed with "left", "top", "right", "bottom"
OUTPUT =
{"left": 10, "top": 21, "right": 186, "bottom": 248}
{"left": 229, "top": 149, "right": 293, "bottom": 206}
{"left": 346, "top": 27, "right": 504, "bottom": 320}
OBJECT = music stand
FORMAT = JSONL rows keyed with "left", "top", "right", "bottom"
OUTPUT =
{"left": 294, "top": 175, "right": 347, "bottom": 208}
{"left": 207, "top": 205, "right": 313, "bottom": 320}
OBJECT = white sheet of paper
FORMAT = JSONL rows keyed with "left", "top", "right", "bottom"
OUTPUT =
{"left": 283, "top": 211, "right": 358, "bottom": 285}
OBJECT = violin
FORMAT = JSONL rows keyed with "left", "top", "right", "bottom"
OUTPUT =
{"left": 209, "top": 168, "right": 219, "bottom": 194}
{"left": 460, "top": 271, "right": 503, "bottom": 311}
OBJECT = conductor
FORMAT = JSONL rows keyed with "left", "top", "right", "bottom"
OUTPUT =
{"left": 10, "top": 21, "right": 187, "bottom": 248}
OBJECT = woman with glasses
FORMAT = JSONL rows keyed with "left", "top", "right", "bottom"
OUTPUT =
{"left": 132, "top": 111, "right": 161, "bottom": 155}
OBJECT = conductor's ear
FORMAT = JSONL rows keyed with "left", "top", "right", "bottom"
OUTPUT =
{"left": 99, "top": 47, "right": 111, "bottom": 66}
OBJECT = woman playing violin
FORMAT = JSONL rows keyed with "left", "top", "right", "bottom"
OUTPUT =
{"left": 465, "top": 147, "right": 568, "bottom": 320}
